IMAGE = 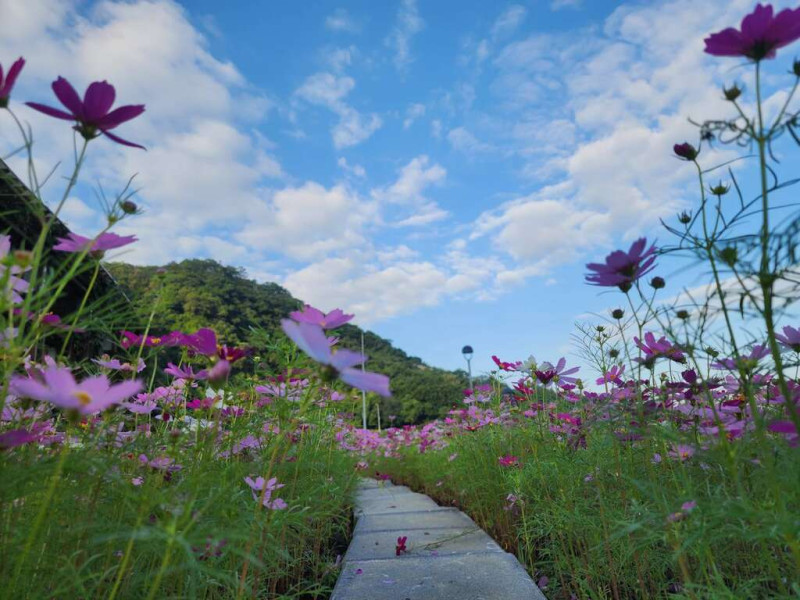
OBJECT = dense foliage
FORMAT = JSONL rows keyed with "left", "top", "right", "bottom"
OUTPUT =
{"left": 107, "top": 259, "right": 467, "bottom": 425}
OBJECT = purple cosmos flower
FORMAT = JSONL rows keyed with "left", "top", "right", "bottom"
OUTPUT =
{"left": 289, "top": 304, "right": 354, "bottom": 329}
{"left": 164, "top": 362, "right": 208, "bottom": 381}
{"left": 668, "top": 443, "right": 695, "bottom": 461}
{"left": 10, "top": 365, "right": 142, "bottom": 415}
{"left": 768, "top": 420, "right": 798, "bottom": 446}
{"left": 182, "top": 328, "right": 218, "bottom": 356}
{"left": 634, "top": 332, "right": 686, "bottom": 367}
{"left": 26, "top": 77, "right": 146, "bottom": 148}
{"left": 120, "top": 330, "right": 163, "bottom": 350}
{"left": 0, "top": 57, "right": 24, "bottom": 108}
{"left": 244, "top": 476, "right": 287, "bottom": 510}
{"left": 139, "top": 454, "right": 182, "bottom": 472}
{"left": 0, "top": 235, "right": 29, "bottom": 304}
{"left": 92, "top": 355, "right": 146, "bottom": 373}
{"left": 281, "top": 319, "right": 391, "bottom": 397}
{"left": 704, "top": 4, "right": 800, "bottom": 61}
{"left": 0, "top": 427, "right": 39, "bottom": 449}
{"left": 540, "top": 357, "right": 580, "bottom": 385}
{"left": 776, "top": 325, "right": 800, "bottom": 352}
{"left": 585, "top": 238, "right": 657, "bottom": 292}
{"left": 711, "top": 344, "right": 770, "bottom": 371}
{"left": 53, "top": 232, "right": 137, "bottom": 255}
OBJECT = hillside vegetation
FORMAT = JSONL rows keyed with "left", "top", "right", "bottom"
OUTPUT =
{"left": 106, "top": 259, "right": 467, "bottom": 425}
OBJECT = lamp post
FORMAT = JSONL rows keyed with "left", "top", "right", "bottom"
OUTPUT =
{"left": 461, "top": 345, "right": 474, "bottom": 392}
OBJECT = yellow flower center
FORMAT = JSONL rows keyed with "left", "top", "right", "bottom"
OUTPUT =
{"left": 73, "top": 391, "right": 92, "bottom": 406}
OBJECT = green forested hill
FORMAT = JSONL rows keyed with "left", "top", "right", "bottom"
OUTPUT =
{"left": 106, "top": 259, "right": 468, "bottom": 425}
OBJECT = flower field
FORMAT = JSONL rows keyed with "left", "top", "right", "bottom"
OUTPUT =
{"left": 2, "top": 3, "right": 800, "bottom": 599}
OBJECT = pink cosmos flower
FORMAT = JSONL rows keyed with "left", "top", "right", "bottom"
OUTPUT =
{"left": 10, "top": 365, "right": 142, "bottom": 415}
{"left": 281, "top": 319, "right": 391, "bottom": 397}
{"left": 776, "top": 326, "right": 800, "bottom": 352}
{"left": 26, "top": 77, "right": 146, "bottom": 148}
{"left": 0, "top": 57, "right": 24, "bottom": 107}
{"left": 585, "top": 238, "right": 657, "bottom": 292}
{"left": 596, "top": 364, "right": 625, "bottom": 385}
{"left": 492, "top": 355, "right": 522, "bottom": 371}
{"left": 290, "top": 304, "right": 354, "bottom": 329}
{"left": 139, "top": 454, "right": 182, "bottom": 472}
{"left": 668, "top": 443, "right": 695, "bottom": 461}
{"left": 244, "top": 476, "right": 287, "bottom": 510}
{"left": 0, "top": 234, "right": 30, "bottom": 303}
{"left": 535, "top": 358, "right": 580, "bottom": 386}
{"left": 53, "top": 232, "right": 137, "bottom": 255}
{"left": 634, "top": 332, "right": 686, "bottom": 367}
{"left": 395, "top": 536, "right": 408, "bottom": 556}
{"left": 498, "top": 454, "right": 520, "bottom": 467}
{"left": 704, "top": 4, "right": 800, "bottom": 61}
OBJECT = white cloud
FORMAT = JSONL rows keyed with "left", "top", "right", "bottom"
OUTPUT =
{"left": 295, "top": 72, "right": 383, "bottom": 148}
{"left": 371, "top": 156, "right": 449, "bottom": 226}
{"left": 236, "top": 182, "right": 376, "bottom": 261}
{"left": 0, "top": 0, "right": 281, "bottom": 269}
{"left": 551, "top": 0, "right": 582, "bottom": 10}
{"left": 338, "top": 156, "right": 366, "bottom": 178}
{"left": 458, "top": 0, "right": 766, "bottom": 289}
{"left": 283, "top": 255, "right": 448, "bottom": 323}
{"left": 386, "top": 0, "right": 424, "bottom": 72}
{"left": 403, "top": 102, "right": 426, "bottom": 129}
{"left": 431, "top": 119, "right": 443, "bottom": 139}
{"left": 491, "top": 5, "right": 527, "bottom": 40}
{"left": 447, "top": 127, "right": 494, "bottom": 154}
{"left": 325, "top": 8, "right": 360, "bottom": 33}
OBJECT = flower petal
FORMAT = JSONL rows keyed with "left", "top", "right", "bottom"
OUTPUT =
{"left": 82, "top": 81, "right": 116, "bottom": 122}
{"left": 52, "top": 77, "right": 83, "bottom": 118}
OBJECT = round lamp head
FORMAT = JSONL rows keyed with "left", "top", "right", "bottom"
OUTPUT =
{"left": 461, "top": 345, "right": 474, "bottom": 359}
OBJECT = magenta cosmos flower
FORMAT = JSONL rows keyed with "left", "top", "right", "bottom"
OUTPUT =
{"left": 281, "top": 319, "right": 391, "bottom": 397}
{"left": 704, "top": 4, "right": 800, "bottom": 61}
{"left": 1, "top": 234, "right": 29, "bottom": 304}
{"left": 244, "top": 476, "right": 287, "bottom": 510}
{"left": 54, "top": 232, "right": 138, "bottom": 255}
{"left": 776, "top": 325, "right": 800, "bottom": 352}
{"left": 0, "top": 57, "right": 25, "bottom": 108}
{"left": 290, "top": 304, "right": 354, "bottom": 329}
{"left": 26, "top": 78, "right": 145, "bottom": 148}
{"left": 10, "top": 365, "right": 142, "bottom": 415}
{"left": 585, "top": 238, "right": 657, "bottom": 292}
{"left": 634, "top": 332, "right": 686, "bottom": 367}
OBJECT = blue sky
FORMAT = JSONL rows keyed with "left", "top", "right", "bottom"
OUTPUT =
{"left": 1, "top": 0, "right": 798, "bottom": 380}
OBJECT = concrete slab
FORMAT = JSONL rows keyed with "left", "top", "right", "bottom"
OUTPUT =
{"left": 355, "top": 492, "right": 440, "bottom": 516}
{"left": 356, "top": 478, "right": 386, "bottom": 490}
{"left": 344, "top": 527, "right": 502, "bottom": 561}
{"left": 354, "top": 508, "right": 478, "bottom": 534}
{"left": 331, "top": 552, "right": 548, "bottom": 600}
{"left": 355, "top": 485, "right": 413, "bottom": 499}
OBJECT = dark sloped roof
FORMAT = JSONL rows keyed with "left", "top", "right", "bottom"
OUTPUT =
{"left": 0, "top": 157, "right": 130, "bottom": 355}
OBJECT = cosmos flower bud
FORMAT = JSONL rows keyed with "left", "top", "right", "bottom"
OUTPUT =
{"left": 650, "top": 276, "right": 666, "bottom": 290}
{"left": 676, "top": 309, "right": 690, "bottom": 320}
{"left": 120, "top": 200, "right": 138, "bottom": 214}
{"left": 608, "top": 348, "right": 620, "bottom": 359}
{"left": 723, "top": 84, "right": 742, "bottom": 101}
{"left": 678, "top": 211, "right": 692, "bottom": 224}
{"left": 709, "top": 182, "right": 730, "bottom": 196}
{"left": 12, "top": 250, "right": 33, "bottom": 268}
{"left": 794, "top": 59, "right": 800, "bottom": 77}
{"left": 611, "top": 308, "right": 624, "bottom": 320}
{"left": 673, "top": 142, "right": 698, "bottom": 161}
{"left": 718, "top": 247, "right": 738, "bottom": 267}
{"left": 705, "top": 346, "right": 719, "bottom": 358}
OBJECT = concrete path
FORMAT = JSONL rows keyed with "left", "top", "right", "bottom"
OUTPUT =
{"left": 332, "top": 479, "right": 547, "bottom": 600}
